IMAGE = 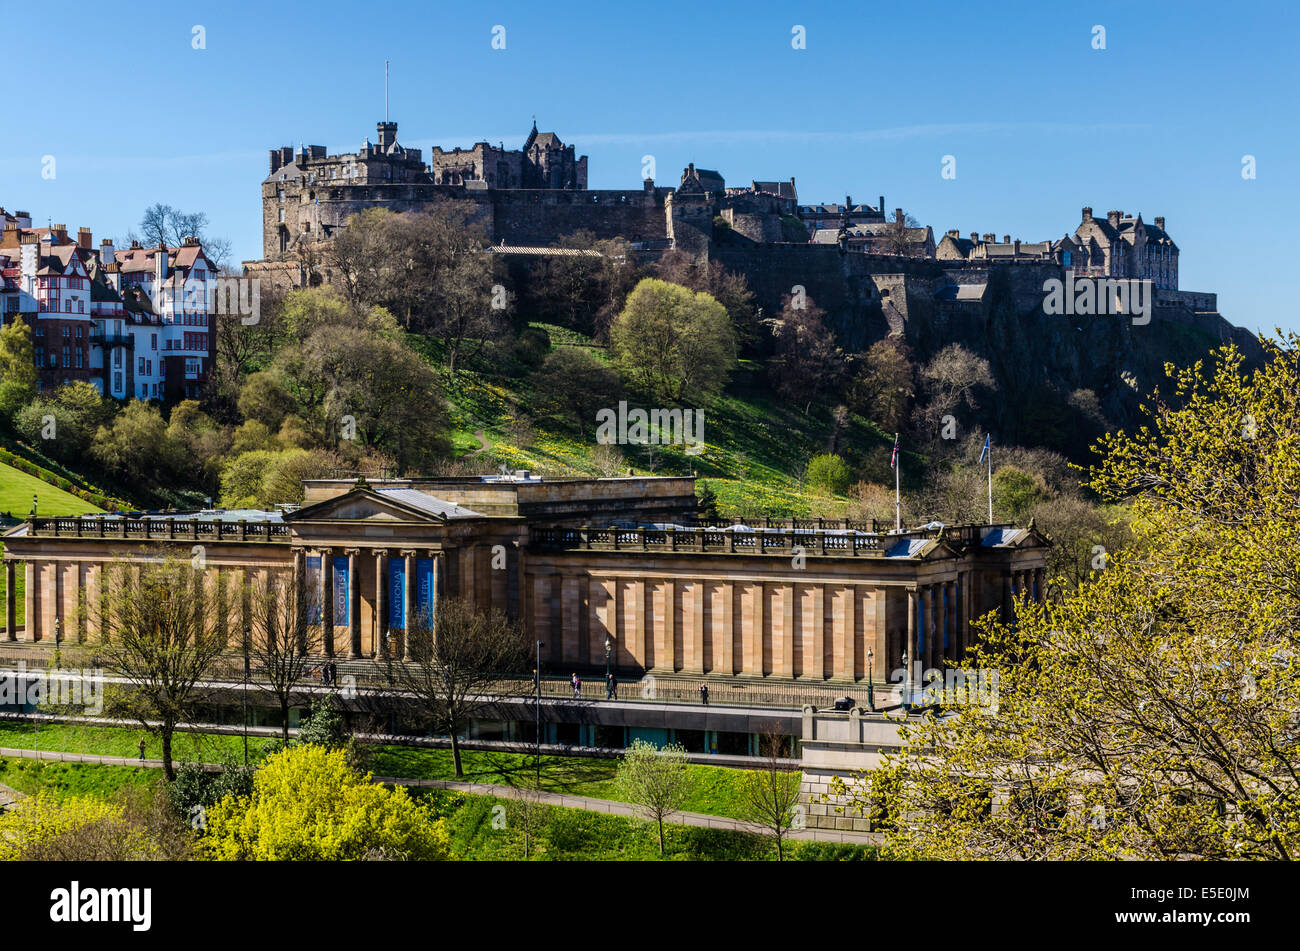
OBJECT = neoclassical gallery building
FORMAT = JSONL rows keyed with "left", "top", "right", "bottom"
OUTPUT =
{"left": 3, "top": 474, "right": 1048, "bottom": 686}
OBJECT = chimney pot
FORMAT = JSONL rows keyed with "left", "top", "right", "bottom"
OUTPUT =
{"left": 1082, "top": 206, "right": 1093, "bottom": 221}
{"left": 1154, "top": 216, "right": 1165, "bottom": 230}
{"left": 1003, "top": 234, "right": 1010, "bottom": 245}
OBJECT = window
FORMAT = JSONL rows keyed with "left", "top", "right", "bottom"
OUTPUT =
{"left": 63, "top": 326, "right": 71, "bottom": 339}
{"left": 113, "top": 371, "right": 122, "bottom": 393}
{"left": 139, "top": 357, "right": 146, "bottom": 374}
{"left": 278, "top": 209, "right": 285, "bottom": 223}
{"left": 62, "top": 346, "right": 70, "bottom": 368}
{"left": 65, "top": 300, "right": 72, "bottom": 313}
{"left": 151, "top": 333, "right": 157, "bottom": 350}
{"left": 77, "top": 301, "right": 84, "bottom": 314}
{"left": 34, "top": 346, "right": 43, "bottom": 366}
{"left": 113, "top": 348, "right": 122, "bottom": 368}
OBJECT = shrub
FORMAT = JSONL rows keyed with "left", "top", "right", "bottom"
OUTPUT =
{"left": 806, "top": 453, "right": 851, "bottom": 496}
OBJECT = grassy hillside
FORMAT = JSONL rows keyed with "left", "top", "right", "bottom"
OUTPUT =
{"left": 437, "top": 323, "right": 896, "bottom": 517}
{"left": 0, "top": 461, "right": 103, "bottom": 632}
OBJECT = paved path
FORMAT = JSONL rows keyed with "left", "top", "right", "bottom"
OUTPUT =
{"left": 0, "top": 746, "right": 878, "bottom": 846}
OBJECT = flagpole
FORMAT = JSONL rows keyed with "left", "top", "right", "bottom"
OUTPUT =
{"left": 987, "top": 437, "right": 994, "bottom": 525}
{"left": 894, "top": 432, "right": 902, "bottom": 531}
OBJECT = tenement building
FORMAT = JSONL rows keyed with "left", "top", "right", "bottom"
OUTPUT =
{"left": 3, "top": 475, "right": 1047, "bottom": 685}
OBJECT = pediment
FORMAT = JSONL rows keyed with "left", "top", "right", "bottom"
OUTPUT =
{"left": 285, "top": 489, "right": 446, "bottom": 524}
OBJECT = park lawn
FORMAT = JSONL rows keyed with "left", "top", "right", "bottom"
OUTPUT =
{"left": 420, "top": 789, "right": 875, "bottom": 861}
{"left": 0, "top": 720, "right": 770, "bottom": 822}
{"left": 0, "top": 757, "right": 155, "bottom": 800}
{"left": 368, "top": 744, "right": 772, "bottom": 821}
{"left": 0, "top": 722, "right": 279, "bottom": 764}
{"left": 0, "top": 460, "right": 103, "bottom": 518}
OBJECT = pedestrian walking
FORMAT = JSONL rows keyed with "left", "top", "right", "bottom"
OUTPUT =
{"left": 571, "top": 672, "right": 581, "bottom": 698}
{"left": 323, "top": 664, "right": 332, "bottom": 686}
{"left": 699, "top": 683, "right": 709, "bottom": 705}
{"left": 329, "top": 661, "right": 338, "bottom": 686}
{"left": 137, "top": 738, "right": 146, "bottom": 763}
{"left": 606, "top": 673, "right": 615, "bottom": 699}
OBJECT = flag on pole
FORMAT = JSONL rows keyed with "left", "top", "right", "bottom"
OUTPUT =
{"left": 978, "top": 434, "right": 990, "bottom": 464}
{"left": 890, "top": 433, "right": 900, "bottom": 469}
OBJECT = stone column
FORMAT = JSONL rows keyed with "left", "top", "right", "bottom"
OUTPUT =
{"left": 291, "top": 548, "right": 306, "bottom": 654}
{"left": 905, "top": 587, "right": 918, "bottom": 690}
{"left": 320, "top": 548, "right": 335, "bottom": 658}
{"left": 1034, "top": 567, "right": 1046, "bottom": 603}
{"left": 432, "top": 549, "right": 444, "bottom": 633}
{"left": 23, "top": 562, "right": 35, "bottom": 642}
{"left": 401, "top": 549, "right": 416, "bottom": 660}
{"left": 343, "top": 549, "right": 358, "bottom": 658}
{"left": 4, "top": 561, "right": 15, "bottom": 641}
{"left": 376, "top": 550, "right": 389, "bottom": 659}
{"left": 943, "top": 580, "right": 955, "bottom": 662}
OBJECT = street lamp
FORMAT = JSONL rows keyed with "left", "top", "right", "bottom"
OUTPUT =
{"left": 900, "top": 650, "right": 910, "bottom": 710}
{"left": 242, "top": 625, "right": 251, "bottom": 769}
{"left": 604, "top": 636, "right": 612, "bottom": 696}
{"left": 534, "top": 640, "right": 543, "bottom": 788}
{"left": 866, "top": 648, "right": 874, "bottom": 712}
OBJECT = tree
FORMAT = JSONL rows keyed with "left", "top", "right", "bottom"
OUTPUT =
{"left": 738, "top": 733, "right": 804, "bottom": 860}
{"left": 0, "top": 319, "right": 38, "bottom": 418}
{"left": 806, "top": 453, "right": 851, "bottom": 496}
{"left": 329, "top": 205, "right": 505, "bottom": 370}
{"left": 0, "top": 791, "right": 190, "bottom": 861}
{"left": 203, "top": 745, "right": 451, "bottom": 860}
{"left": 651, "top": 251, "right": 757, "bottom": 354}
{"left": 838, "top": 335, "right": 1300, "bottom": 860}
{"left": 97, "top": 554, "right": 228, "bottom": 781}
{"left": 879, "top": 213, "right": 922, "bottom": 256}
{"left": 762, "top": 294, "right": 844, "bottom": 412}
{"left": 279, "top": 324, "right": 450, "bottom": 471}
{"left": 531, "top": 231, "right": 640, "bottom": 337}
{"left": 609, "top": 278, "right": 735, "bottom": 401}
{"left": 850, "top": 339, "right": 915, "bottom": 432}
{"left": 916, "top": 343, "right": 996, "bottom": 435}
{"left": 91, "top": 400, "right": 180, "bottom": 486}
{"left": 615, "top": 739, "right": 696, "bottom": 856}
{"left": 529, "top": 348, "right": 622, "bottom": 437}
{"left": 246, "top": 571, "right": 322, "bottom": 744}
{"left": 14, "top": 382, "right": 114, "bottom": 462}
{"left": 391, "top": 598, "right": 529, "bottom": 778}
{"left": 131, "top": 203, "right": 231, "bottom": 270}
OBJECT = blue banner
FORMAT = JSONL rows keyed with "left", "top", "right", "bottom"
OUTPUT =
{"left": 305, "top": 556, "right": 321, "bottom": 624}
{"left": 415, "top": 557, "right": 435, "bottom": 629}
{"left": 388, "top": 559, "right": 406, "bottom": 630}
{"left": 333, "top": 555, "right": 349, "bottom": 626}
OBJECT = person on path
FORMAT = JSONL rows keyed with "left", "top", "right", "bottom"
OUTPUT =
{"left": 571, "top": 673, "right": 581, "bottom": 698}
{"left": 138, "top": 738, "right": 146, "bottom": 763}
{"left": 699, "top": 683, "right": 709, "bottom": 705}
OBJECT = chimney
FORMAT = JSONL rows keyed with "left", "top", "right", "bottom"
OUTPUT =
{"left": 51, "top": 224, "right": 67, "bottom": 244}
{"left": 77, "top": 227, "right": 92, "bottom": 250}
{"left": 1003, "top": 234, "right": 1010, "bottom": 245}
{"left": 1107, "top": 210, "right": 1121, "bottom": 227}
{"left": 1154, "top": 216, "right": 1165, "bottom": 230}
{"left": 970, "top": 232, "right": 979, "bottom": 243}
{"left": 983, "top": 233, "right": 995, "bottom": 243}
{"left": 895, "top": 208, "right": 904, "bottom": 225}
{"left": 947, "top": 229, "right": 960, "bottom": 237}
{"left": 845, "top": 195, "right": 852, "bottom": 207}
{"left": 269, "top": 148, "right": 283, "bottom": 174}
{"left": 1081, "top": 206, "right": 1093, "bottom": 221}
{"left": 155, "top": 243, "right": 169, "bottom": 285}
{"left": 100, "top": 239, "right": 115, "bottom": 267}
{"left": 1013, "top": 239, "right": 1021, "bottom": 253}
{"left": 879, "top": 195, "right": 885, "bottom": 216}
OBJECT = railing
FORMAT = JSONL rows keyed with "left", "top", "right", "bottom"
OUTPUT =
{"left": 23, "top": 516, "right": 291, "bottom": 542}
{"left": 528, "top": 522, "right": 1009, "bottom": 557}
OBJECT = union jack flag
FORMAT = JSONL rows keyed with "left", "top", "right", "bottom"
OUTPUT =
{"left": 890, "top": 433, "right": 899, "bottom": 469}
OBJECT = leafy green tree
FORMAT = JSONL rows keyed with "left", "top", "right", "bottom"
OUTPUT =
{"left": 610, "top": 278, "right": 735, "bottom": 401}
{"left": 529, "top": 348, "right": 622, "bottom": 437}
{"left": 806, "top": 453, "right": 851, "bottom": 496}
{"left": 0, "top": 319, "right": 38, "bottom": 418}
{"left": 738, "top": 734, "right": 804, "bottom": 860}
{"left": 993, "top": 465, "right": 1050, "bottom": 522}
{"left": 203, "top": 745, "right": 451, "bottom": 860}
{"left": 615, "top": 739, "right": 696, "bottom": 856}
{"left": 91, "top": 400, "right": 180, "bottom": 486}
{"left": 838, "top": 335, "right": 1300, "bottom": 860}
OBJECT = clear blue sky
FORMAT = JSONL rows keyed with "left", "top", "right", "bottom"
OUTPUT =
{"left": 5, "top": 0, "right": 1296, "bottom": 335}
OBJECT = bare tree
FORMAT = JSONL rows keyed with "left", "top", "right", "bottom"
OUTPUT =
{"left": 738, "top": 733, "right": 804, "bottom": 860}
{"left": 390, "top": 598, "right": 529, "bottom": 778}
{"left": 615, "top": 739, "right": 696, "bottom": 856}
{"left": 97, "top": 553, "right": 228, "bottom": 781}
{"left": 130, "top": 203, "right": 232, "bottom": 269}
{"left": 246, "top": 570, "right": 322, "bottom": 744}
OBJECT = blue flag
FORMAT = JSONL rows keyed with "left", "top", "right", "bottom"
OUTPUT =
{"left": 978, "top": 435, "right": 990, "bottom": 464}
